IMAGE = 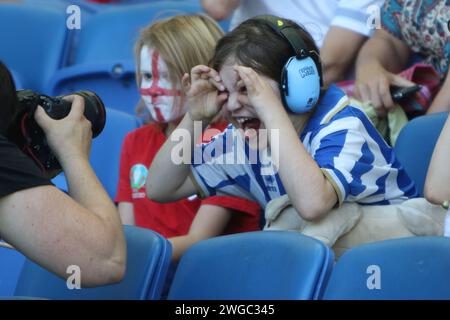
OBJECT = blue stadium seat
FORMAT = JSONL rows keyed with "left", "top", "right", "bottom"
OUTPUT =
{"left": 52, "top": 107, "right": 141, "bottom": 198}
{"left": 14, "top": 226, "right": 172, "bottom": 300}
{"left": 49, "top": 61, "right": 139, "bottom": 114}
{"left": 323, "top": 237, "right": 450, "bottom": 300}
{"left": 0, "top": 245, "right": 26, "bottom": 297}
{"left": 10, "top": 68, "right": 24, "bottom": 90}
{"left": 394, "top": 112, "right": 449, "bottom": 196}
{"left": 49, "top": 1, "right": 204, "bottom": 114}
{"left": 21, "top": 0, "right": 101, "bottom": 15}
{"left": 90, "top": 108, "right": 141, "bottom": 198}
{"left": 0, "top": 4, "right": 69, "bottom": 93}
{"left": 0, "top": 296, "right": 47, "bottom": 300}
{"left": 168, "top": 231, "right": 334, "bottom": 300}
{"left": 67, "top": 0, "right": 108, "bottom": 14}
{"left": 73, "top": 2, "right": 203, "bottom": 64}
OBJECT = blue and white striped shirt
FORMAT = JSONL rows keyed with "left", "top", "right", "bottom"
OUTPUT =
{"left": 191, "top": 85, "right": 417, "bottom": 209}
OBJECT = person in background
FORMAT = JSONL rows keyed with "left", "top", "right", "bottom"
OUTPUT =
{"left": 354, "top": 0, "right": 450, "bottom": 117}
{"left": 201, "top": 0, "right": 384, "bottom": 86}
{"left": 0, "top": 61, "right": 126, "bottom": 287}
{"left": 115, "top": 15, "right": 261, "bottom": 262}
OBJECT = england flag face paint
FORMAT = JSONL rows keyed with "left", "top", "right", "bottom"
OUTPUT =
{"left": 139, "top": 45, "right": 184, "bottom": 123}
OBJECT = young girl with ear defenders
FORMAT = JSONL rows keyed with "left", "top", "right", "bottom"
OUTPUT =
{"left": 147, "top": 15, "right": 417, "bottom": 223}
{"left": 115, "top": 15, "right": 261, "bottom": 262}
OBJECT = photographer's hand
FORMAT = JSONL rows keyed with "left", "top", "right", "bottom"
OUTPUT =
{"left": 34, "top": 95, "right": 92, "bottom": 165}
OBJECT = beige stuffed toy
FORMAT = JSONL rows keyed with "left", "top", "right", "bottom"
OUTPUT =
{"left": 264, "top": 196, "right": 446, "bottom": 258}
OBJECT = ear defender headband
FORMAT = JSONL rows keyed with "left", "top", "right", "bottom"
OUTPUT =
{"left": 255, "top": 15, "right": 323, "bottom": 113}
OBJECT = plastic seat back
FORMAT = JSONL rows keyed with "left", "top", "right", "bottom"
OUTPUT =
{"left": 168, "top": 231, "right": 334, "bottom": 300}
{"left": 14, "top": 226, "right": 172, "bottom": 300}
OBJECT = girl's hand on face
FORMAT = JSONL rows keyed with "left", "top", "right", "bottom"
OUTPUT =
{"left": 182, "top": 65, "right": 228, "bottom": 121}
{"left": 234, "top": 66, "right": 284, "bottom": 121}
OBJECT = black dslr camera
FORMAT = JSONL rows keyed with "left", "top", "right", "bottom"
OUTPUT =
{"left": 16, "top": 90, "right": 106, "bottom": 178}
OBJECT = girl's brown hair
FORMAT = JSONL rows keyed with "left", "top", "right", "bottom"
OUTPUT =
{"left": 210, "top": 16, "right": 320, "bottom": 83}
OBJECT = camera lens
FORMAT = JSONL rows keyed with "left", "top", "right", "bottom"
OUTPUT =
{"left": 62, "top": 91, "right": 106, "bottom": 138}
{"left": 15, "top": 89, "right": 107, "bottom": 178}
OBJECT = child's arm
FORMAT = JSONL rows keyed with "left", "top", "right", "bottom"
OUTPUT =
{"left": 146, "top": 66, "right": 227, "bottom": 203}
{"left": 424, "top": 114, "right": 450, "bottom": 204}
{"left": 146, "top": 113, "right": 204, "bottom": 202}
{"left": 235, "top": 66, "right": 338, "bottom": 221}
{"left": 169, "top": 204, "right": 232, "bottom": 261}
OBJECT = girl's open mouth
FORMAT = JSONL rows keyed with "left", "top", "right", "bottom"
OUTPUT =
{"left": 235, "top": 117, "right": 261, "bottom": 131}
{"left": 235, "top": 117, "right": 262, "bottom": 141}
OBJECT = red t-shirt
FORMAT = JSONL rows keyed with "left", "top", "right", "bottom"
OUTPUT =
{"left": 115, "top": 123, "right": 261, "bottom": 238}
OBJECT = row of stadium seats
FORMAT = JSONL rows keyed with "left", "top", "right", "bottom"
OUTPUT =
{"left": 2, "top": 230, "right": 450, "bottom": 300}
{"left": 0, "top": 226, "right": 171, "bottom": 300}
{"left": 1, "top": 111, "right": 449, "bottom": 300}
{"left": 1, "top": 1, "right": 448, "bottom": 300}
{"left": 0, "top": 1, "right": 230, "bottom": 115}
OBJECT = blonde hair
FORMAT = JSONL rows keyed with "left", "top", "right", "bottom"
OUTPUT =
{"left": 135, "top": 14, "right": 224, "bottom": 118}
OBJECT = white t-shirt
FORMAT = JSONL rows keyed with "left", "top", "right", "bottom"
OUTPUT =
{"left": 229, "top": 0, "right": 384, "bottom": 47}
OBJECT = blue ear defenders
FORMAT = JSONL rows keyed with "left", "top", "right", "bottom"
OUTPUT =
{"left": 255, "top": 15, "right": 323, "bottom": 113}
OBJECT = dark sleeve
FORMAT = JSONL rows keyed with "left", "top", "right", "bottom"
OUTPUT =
{"left": 0, "top": 135, "right": 53, "bottom": 198}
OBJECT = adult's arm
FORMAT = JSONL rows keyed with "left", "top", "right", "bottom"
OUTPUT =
{"left": 355, "top": 29, "right": 413, "bottom": 117}
{"left": 321, "top": 26, "right": 367, "bottom": 85}
{"left": 0, "top": 96, "right": 126, "bottom": 287}
{"left": 0, "top": 183, "right": 125, "bottom": 288}
{"left": 200, "top": 0, "right": 241, "bottom": 21}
